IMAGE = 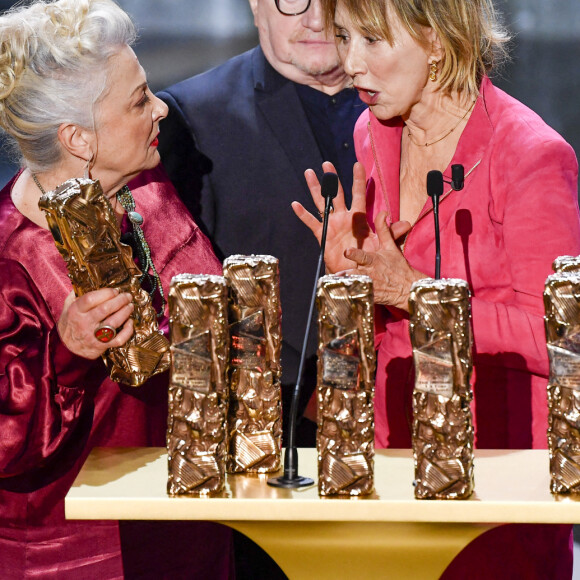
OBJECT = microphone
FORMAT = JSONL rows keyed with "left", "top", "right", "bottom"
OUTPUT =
{"left": 441, "top": 164, "right": 464, "bottom": 191}
{"left": 426, "top": 170, "right": 443, "bottom": 279}
{"left": 451, "top": 164, "right": 464, "bottom": 191}
{"left": 319, "top": 172, "right": 339, "bottom": 258}
{"left": 268, "top": 172, "right": 339, "bottom": 489}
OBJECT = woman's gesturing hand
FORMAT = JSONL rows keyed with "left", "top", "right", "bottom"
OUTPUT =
{"left": 292, "top": 161, "right": 378, "bottom": 274}
{"left": 58, "top": 288, "right": 135, "bottom": 359}
{"left": 344, "top": 212, "right": 426, "bottom": 312}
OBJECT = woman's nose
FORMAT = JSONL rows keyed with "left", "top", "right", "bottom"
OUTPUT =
{"left": 341, "top": 42, "right": 366, "bottom": 79}
{"left": 152, "top": 94, "right": 169, "bottom": 121}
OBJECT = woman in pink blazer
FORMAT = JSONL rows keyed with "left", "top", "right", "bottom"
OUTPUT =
{"left": 293, "top": 0, "right": 580, "bottom": 577}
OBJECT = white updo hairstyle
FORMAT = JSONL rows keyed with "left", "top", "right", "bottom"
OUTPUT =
{"left": 0, "top": 0, "right": 136, "bottom": 172}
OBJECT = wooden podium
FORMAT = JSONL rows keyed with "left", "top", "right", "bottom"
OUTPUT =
{"left": 65, "top": 448, "right": 580, "bottom": 579}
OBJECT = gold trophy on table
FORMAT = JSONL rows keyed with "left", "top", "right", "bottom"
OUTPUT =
{"left": 316, "top": 274, "right": 376, "bottom": 496}
{"left": 223, "top": 255, "right": 283, "bottom": 474}
{"left": 544, "top": 267, "right": 580, "bottom": 494}
{"left": 409, "top": 169, "right": 474, "bottom": 499}
{"left": 166, "top": 274, "right": 229, "bottom": 496}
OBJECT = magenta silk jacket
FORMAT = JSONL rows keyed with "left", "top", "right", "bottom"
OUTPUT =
{"left": 0, "top": 165, "right": 232, "bottom": 578}
{"left": 354, "top": 77, "right": 580, "bottom": 451}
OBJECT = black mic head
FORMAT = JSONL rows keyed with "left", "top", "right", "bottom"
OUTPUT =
{"left": 451, "top": 164, "right": 465, "bottom": 191}
{"left": 320, "top": 172, "right": 339, "bottom": 200}
{"left": 426, "top": 170, "right": 444, "bottom": 199}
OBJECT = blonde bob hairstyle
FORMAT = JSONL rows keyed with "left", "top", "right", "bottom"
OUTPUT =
{"left": 0, "top": 0, "right": 136, "bottom": 172}
{"left": 322, "top": 0, "right": 510, "bottom": 97}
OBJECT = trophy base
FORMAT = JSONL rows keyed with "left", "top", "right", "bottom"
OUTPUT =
{"left": 267, "top": 475, "right": 314, "bottom": 489}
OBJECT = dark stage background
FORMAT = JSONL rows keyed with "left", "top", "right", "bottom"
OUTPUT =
{"left": 0, "top": 0, "right": 578, "bottom": 191}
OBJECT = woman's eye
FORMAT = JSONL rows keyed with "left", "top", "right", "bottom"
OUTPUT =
{"left": 137, "top": 92, "right": 151, "bottom": 107}
{"left": 334, "top": 27, "right": 349, "bottom": 42}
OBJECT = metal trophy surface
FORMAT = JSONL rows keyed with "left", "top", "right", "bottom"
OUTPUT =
{"left": 223, "top": 255, "right": 282, "bottom": 473}
{"left": 544, "top": 270, "right": 580, "bottom": 494}
{"left": 409, "top": 278, "right": 474, "bottom": 499}
{"left": 553, "top": 255, "right": 580, "bottom": 274}
{"left": 316, "top": 274, "right": 375, "bottom": 496}
{"left": 167, "top": 274, "right": 229, "bottom": 496}
{"left": 39, "top": 178, "right": 169, "bottom": 386}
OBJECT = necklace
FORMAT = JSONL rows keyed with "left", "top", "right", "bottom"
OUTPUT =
{"left": 116, "top": 185, "right": 166, "bottom": 317}
{"left": 407, "top": 99, "right": 477, "bottom": 147}
{"left": 31, "top": 173, "right": 46, "bottom": 195}
{"left": 32, "top": 173, "right": 166, "bottom": 316}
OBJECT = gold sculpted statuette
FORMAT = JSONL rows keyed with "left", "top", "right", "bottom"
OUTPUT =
{"left": 553, "top": 255, "right": 580, "bottom": 274}
{"left": 167, "top": 274, "right": 229, "bottom": 495}
{"left": 223, "top": 255, "right": 282, "bottom": 473}
{"left": 544, "top": 271, "right": 580, "bottom": 494}
{"left": 409, "top": 278, "right": 474, "bottom": 499}
{"left": 38, "top": 178, "right": 169, "bottom": 386}
{"left": 316, "top": 275, "right": 375, "bottom": 496}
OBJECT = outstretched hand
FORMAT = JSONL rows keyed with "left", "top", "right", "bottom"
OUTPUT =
{"left": 292, "top": 161, "right": 377, "bottom": 274}
{"left": 58, "top": 287, "right": 134, "bottom": 359}
{"left": 343, "top": 211, "right": 426, "bottom": 311}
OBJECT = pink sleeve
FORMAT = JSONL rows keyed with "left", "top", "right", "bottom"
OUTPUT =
{"left": 471, "top": 138, "right": 580, "bottom": 376}
{"left": 354, "top": 113, "right": 389, "bottom": 347}
{"left": 0, "top": 260, "right": 98, "bottom": 477}
{"left": 353, "top": 111, "right": 373, "bottom": 172}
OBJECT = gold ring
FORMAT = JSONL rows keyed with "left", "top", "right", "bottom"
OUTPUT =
{"left": 94, "top": 324, "right": 117, "bottom": 343}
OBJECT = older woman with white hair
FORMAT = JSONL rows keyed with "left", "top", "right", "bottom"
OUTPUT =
{"left": 0, "top": 1, "right": 232, "bottom": 577}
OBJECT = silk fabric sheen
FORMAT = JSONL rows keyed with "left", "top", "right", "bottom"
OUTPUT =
{"left": 0, "top": 165, "right": 233, "bottom": 578}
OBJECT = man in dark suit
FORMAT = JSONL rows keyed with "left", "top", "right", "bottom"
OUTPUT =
{"left": 157, "top": 0, "right": 364, "bottom": 448}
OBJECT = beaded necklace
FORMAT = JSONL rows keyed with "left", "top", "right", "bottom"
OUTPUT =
{"left": 31, "top": 173, "right": 166, "bottom": 317}
{"left": 116, "top": 185, "right": 166, "bottom": 317}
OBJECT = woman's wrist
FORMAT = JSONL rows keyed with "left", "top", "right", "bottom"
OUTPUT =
{"left": 49, "top": 327, "right": 101, "bottom": 388}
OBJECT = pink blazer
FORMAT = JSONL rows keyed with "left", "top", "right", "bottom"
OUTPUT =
{"left": 354, "top": 77, "right": 580, "bottom": 450}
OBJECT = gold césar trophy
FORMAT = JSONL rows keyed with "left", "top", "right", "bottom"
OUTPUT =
{"left": 223, "top": 255, "right": 282, "bottom": 473}
{"left": 545, "top": 256, "right": 580, "bottom": 494}
{"left": 316, "top": 274, "right": 376, "bottom": 496}
{"left": 408, "top": 170, "right": 474, "bottom": 499}
{"left": 552, "top": 255, "right": 580, "bottom": 274}
{"left": 166, "top": 274, "right": 229, "bottom": 495}
{"left": 39, "top": 178, "right": 170, "bottom": 386}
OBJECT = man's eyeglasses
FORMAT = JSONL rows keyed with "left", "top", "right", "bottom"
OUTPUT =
{"left": 275, "top": 0, "right": 311, "bottom": 16}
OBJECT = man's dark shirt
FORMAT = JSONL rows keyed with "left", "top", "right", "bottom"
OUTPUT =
{"left": 295, "top": 83, "right": 363, "bottom": 198}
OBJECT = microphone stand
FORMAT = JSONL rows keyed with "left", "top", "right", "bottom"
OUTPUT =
{"left": 433, "top": 195, "right": 441, "bottom": 280}
{"left": 426, "top": 170, "right": 444, "bottom": 280}
{"left": 268, "top": 174, "right": 338, "bottom": 489}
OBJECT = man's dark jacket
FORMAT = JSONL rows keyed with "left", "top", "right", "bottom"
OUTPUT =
{"left": 157, "top": 46, "right": 353, "bottom": 439}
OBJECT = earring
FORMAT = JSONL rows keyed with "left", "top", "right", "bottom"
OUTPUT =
{"left": 83, "top": 154, "right": 93, "bottom": 179}
{"left": 429, "top": 61, "right": 438, "bottom": 82}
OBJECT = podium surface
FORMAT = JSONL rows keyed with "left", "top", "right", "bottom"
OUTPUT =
{"left": 66, "top": 448, "right": 579, "bottom": 579}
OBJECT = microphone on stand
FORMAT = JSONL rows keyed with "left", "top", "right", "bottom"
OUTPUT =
{"left": 426, "top": 170, "right": 444, "bottom": 280}
{"left": 451, "top": 164, "right": 464, "bottom": 191}
{"left": 441, "top": 164, "right": 464, "bottom": 191}
{"left": 268, "top": 172, "right": 339, "bottom": 489}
